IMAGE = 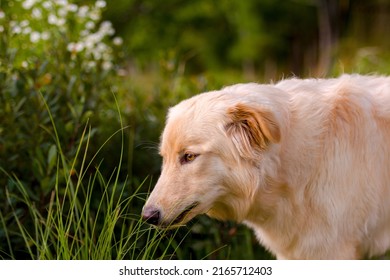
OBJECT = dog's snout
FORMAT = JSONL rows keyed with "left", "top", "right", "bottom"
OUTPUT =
{"left": 142, "top": 206, "right": 161, "bottom": 225}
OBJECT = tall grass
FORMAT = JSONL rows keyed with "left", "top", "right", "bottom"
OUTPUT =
{"left": 0, "top": 93, "right": 179, "bottom": 260}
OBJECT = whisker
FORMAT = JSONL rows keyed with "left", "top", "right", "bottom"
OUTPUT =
{"left": 136, "top": 141, "right": 160, "bottom": 152}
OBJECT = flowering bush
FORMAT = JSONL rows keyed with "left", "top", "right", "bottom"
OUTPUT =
{"left": 0, "top": 0, "right": 124, "bottom": 197}
{"left": 1, "top": 0, "right": 122, "bottom": 72}
{"left": 0, "top": 0, "right": 129, "bottom": 259}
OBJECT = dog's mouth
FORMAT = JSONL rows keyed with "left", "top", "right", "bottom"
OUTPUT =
{"left": 162, "top": 202, "right": 200, "bottom": 228}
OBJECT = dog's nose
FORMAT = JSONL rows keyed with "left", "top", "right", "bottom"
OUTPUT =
{"left": 142, "top": 206, "right": 161, "bottom": 225}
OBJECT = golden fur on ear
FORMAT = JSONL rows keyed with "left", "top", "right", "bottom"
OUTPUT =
{"left": 225, "top": 103, "right": 281, "bottom": 159}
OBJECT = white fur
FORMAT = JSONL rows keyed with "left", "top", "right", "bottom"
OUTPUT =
{"left": 143, "top": 74, "right": 390, "bottom": 259}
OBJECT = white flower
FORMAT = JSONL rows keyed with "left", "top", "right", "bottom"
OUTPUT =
{"left": 86, "top": 33, "right": 103, "bottom": 45}
{"left": 48, "top": 14, "right": 65, "bottom": 26}
{"left": 78, "top": 6, "right": 89, "bottom": 17}
{"left": 86, "top": 61, "right": 97, "bottom": 69}
{"left": 90, "top": 10, "right": 101, "bottom": 21}
{"left": 41, "top": 31, "right": 50, "bottom": 40}
{"left": 67, "top": 42, "right": 85, "bottom": 53}
{"left": 99, "top": 21, "right": 115, "bottom": 36}
{"left": 97, "top": 42, "right": 108, "bottom": 52}
{"left": 94, "top": 42, "right": 108, "bottom": 56}
{"left": 48, "top": 14, "right": 58, "bottom": 24}
{"left": 0, "top": 10, "right": 5, "bottom": 19}
{"left": 86, "top": 21, "right": 95, "bottom": 30}
{"left": 100, "top": 21, "right": 113, "bottom": 31}
{"left": 22, "top": 0, "right": 36, "bottom": 10}
{"left": 113, "top": 37, "right": 123, "bottom": 46}
{"left": 57, "top": 18, "right": 66, "bottom": 26}
{"left": 56, "top": 0, "right": 68, "bottom": 6}
{"left": 102, "top": 61, "right": 113, "bottom": 71}
{"left": 91, "top": 49, "right": 102, "bottom": 60}
{"left": 20, "top": 20, "right": 29, "bottom": 28}
{"left": 21, "top": 61, "right": 29, "bottom": 68}
{"left": 22, "top": 26, "right": 32, "bottom": 34}
{"left": 58, "top": 7, "right": 68, "bottom": 17}
{"left": 30, "top": 31, "right": 41, "bottom": 43}
{"left": 0, "top": 26, "right": 4, "bottom": 33}
{"left": 12, "top": 25, "right": 22, "bottom": 34}
{"left": 67, "top": 4, "right": 78, "bottom": 12}
{"left": 32, "top": 8, "right": 42, "bottom": 19}
{"left": 84, "top": 39, "right": 95, "bottom": 51}
{"left": 95, "top": 1, "right": 107, "bottom": 8}
{"left": 42, "top": 1, "right": 53, "bottom": 10}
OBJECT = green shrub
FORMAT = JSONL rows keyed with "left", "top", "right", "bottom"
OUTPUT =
{"left": 0, "top": 0, "right": 127, "bottom": 259}
{"left": 0, "top": 0, "right": 123, "bottom": 188}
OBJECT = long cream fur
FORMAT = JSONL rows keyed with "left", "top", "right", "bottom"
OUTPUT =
{"left": 142, "top": 74, "right": 390, "bottom": 259}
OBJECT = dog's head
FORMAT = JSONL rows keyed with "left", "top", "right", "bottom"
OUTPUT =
{"left": 142, "top": 85, "right": 286, "bottom": 228}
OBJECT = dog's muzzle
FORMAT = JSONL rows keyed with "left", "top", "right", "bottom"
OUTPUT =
{"left": 142, "top": 202, "right": 199, "bottom": 228}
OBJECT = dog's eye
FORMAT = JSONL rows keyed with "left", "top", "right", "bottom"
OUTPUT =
{"left": 181, "top": 153, "right": 198, "bottom": 164}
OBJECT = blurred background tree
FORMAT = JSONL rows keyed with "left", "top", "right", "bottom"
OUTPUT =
{"left": 105, "top": 0, "right": 390, "bottom": 78}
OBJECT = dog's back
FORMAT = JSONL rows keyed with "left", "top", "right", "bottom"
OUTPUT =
{"left": 271, "top": 75, "right": 390, "bottom": 258}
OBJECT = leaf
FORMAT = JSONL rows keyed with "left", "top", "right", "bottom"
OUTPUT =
{"left": 47, "top": 144, "right": 57, "bottom": 172}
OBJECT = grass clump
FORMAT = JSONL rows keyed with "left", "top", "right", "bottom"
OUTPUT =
{"left": 0, "top": 93, "right": 183, "bottom": 260}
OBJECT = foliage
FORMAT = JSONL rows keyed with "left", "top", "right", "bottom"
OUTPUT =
{"left": 105, "top": 0, "right": 320, "bottom": 76}
{"left": 0, "top": 0, "right": 127, "bottom": 259}
{"left": 0, "top": 0, "right": 123, "bottom": 192}
{"left": 1, "top": 0, "right": 390, "bottom": 260}
{"left": 0, "top": 99, "right": 184, "bottom": 259}
{"left": 106, "top": 0, "right": 390, "bottom": 77}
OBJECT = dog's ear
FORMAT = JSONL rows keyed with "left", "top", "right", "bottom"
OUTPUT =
{"left": 226, "top": 103, "right": 280, "bottom": 159}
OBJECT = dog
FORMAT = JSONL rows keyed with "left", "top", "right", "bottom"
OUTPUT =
{"left": 142, "top": 74, "right": 390, "bottom": 259}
